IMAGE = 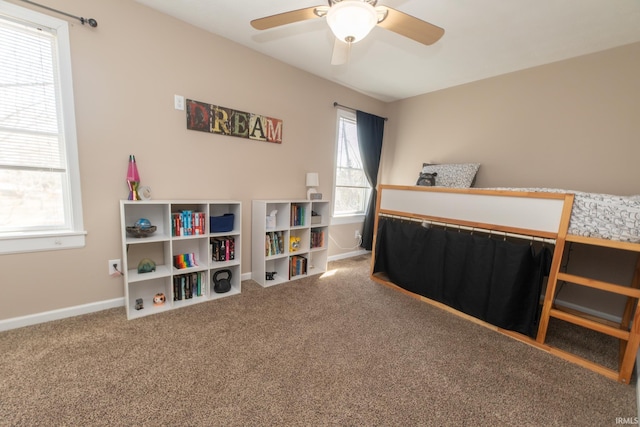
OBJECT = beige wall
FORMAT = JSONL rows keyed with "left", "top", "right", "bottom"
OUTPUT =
{"left": 382, "top": 42, "right": 640, "bottom": 195}
{"left": 3, "top": 0, "right": 638, "bottom": 323}
{"left": 0, "top": 0, "right": 385, "bottom": 321}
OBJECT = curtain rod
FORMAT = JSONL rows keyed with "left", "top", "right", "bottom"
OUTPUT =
{"left": 379, "top": 213, "right": 556, "bottom": 245}
{"left": 333, "top": 102, "right": 388, "bottom": 121}
{"left": 20, "top": 0, "right": 98, "bottom": 27}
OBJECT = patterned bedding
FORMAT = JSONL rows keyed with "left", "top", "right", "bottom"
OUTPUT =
{"left": 568, "top": 191, "right": 640, "bottom": 242}
{"left": 494, "top": 188, "right": 640, "bottom": 243}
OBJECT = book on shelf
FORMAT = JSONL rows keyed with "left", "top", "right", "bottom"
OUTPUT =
{"left": 290, "top": 204, "right": 305, "bottom": 227}
{"left": 265, "top": 231, "right": 284, "bottom": 256}
{"left": 172, "top": 210, "right": 206, "bottom": 236}
{"left": 173, "top": 272, "right": 205, "bottom": 301}
{"left": 310, "top": 229, "right": 325, "bottom": 249}
{"left": 184, "top": 274, "right": 192, "bottom": 299}
{"left": 211, "top": 236, "right": 235, "bottom": 262}
{"left": 289, "top": 254, "right": 307, "bottom": 278}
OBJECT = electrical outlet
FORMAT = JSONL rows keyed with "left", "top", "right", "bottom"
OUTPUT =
{"left": 174, "top": 94, "right": 185, "bottom": 110}
{"left": 355, "top": 230, "right": 362, "bottom": 239}
{"left": 109, "top": 259, "right": 122, "bottom": 277}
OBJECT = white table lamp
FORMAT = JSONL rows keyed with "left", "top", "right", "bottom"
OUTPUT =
{"left": 306, "top": 172, "right": 320, "bottom": 200}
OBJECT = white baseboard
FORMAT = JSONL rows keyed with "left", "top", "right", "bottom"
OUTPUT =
{"left": 554, "top": 298, "right": 622, "bottom": 324}
{"left": 328, "top": 249, "right": 369, "bottom": 262}
{"left": 0, "top": 298, "right": 124, "bottom": 332}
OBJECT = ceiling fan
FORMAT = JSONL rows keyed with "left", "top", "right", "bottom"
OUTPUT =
{"left": 250, "top": 0, "right": 444, "bottom": 65}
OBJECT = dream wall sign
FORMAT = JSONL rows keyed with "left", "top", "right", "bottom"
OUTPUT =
{"left": 186, "top": 99, "right": 282, "bottom": 144}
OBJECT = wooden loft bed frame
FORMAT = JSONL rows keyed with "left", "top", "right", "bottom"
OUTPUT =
{"left": 370, "top": 184, "right": 640, "bottom": 384}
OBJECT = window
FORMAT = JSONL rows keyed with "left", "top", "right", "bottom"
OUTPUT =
{"left": 332, "top": 109, "right": 371, "bottom": 219}
{"left": 0, "top": 2, "right": 85, "bottom": 254}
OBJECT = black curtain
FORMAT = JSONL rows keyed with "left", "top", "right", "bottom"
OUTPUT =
{"left": 356, "top": 110, "right": 385, "bottom": 250}
{"left": 373, "top": 218, "right": 552, "bottom": 337}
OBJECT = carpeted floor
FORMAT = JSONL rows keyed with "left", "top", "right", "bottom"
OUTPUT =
{"left": 0, "top": 255, "right": 636, "bottom": 426}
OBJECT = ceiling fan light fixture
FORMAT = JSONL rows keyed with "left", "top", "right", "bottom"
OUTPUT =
{"left": 326, "top": 1, "right": 378, "bottom": 44}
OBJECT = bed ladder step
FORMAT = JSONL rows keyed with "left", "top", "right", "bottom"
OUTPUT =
{"left": 548, "top": 307, "right": 630, "bottom": 340}
{"left": 556, "top": 272, "right": 640, "bottom": 299}
{"left": 538, "top": 244, "right": 640, "bottom": 384}
{"left": 565, "top": 235, "right": 640, "bottom": 253}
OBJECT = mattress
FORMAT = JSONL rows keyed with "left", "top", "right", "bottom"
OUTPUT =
{"left": 493, "top": 188, "right": 640, "bottom": 243}
{"left": 568, "top": 191, "right": 640, "bottom": 243}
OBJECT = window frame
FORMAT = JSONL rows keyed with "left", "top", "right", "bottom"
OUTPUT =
{"left": 331, "top": 108, "right": 371, "bottom": 224}
{"left": 0, "top": 1, "right": 85, "bottom": 254}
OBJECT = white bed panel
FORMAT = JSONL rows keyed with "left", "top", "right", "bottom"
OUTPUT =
{"left": 379, "top": 188, "right": 568, "bottom": 234}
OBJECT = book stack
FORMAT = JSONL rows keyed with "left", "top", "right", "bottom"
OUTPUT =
{"left": 310, "top": 229, "right": 325, "bottom": 249}
{"left": 174, "top": 253, "right": 197, "bottom": 269}
{"left": 173, "top": 272, "right": 205, "bottom": 300}
{"left": 172, "top": 210, "right": 206, "bottom": 236}
{"left": 289, "top": 255, "right": 307, "bottom": 278}
{"left": 265, "top": 231, "right": 284, "bottom": 256}
{"left": 290, "top": 204, "right": 305, "bottom": 226}
{"left": 211, "top": 236, "right": 235, "bottom": 262}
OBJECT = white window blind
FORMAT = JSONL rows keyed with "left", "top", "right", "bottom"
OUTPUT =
{"left": 0, "top": 1, "right": 85, "bottom": 253}
{"left": 333, "top": 109, "right": 371, "bottom": 217}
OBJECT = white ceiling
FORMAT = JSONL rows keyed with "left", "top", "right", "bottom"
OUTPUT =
{"left": 135, "top": 0, "right": 640, "bottom": 102}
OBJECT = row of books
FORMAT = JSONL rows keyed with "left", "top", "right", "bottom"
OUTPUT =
{"left": 211, "top": 236, "right": 235, "bottom": 262}
{"left": 290, "top": 204, "right": 305, "bottom": 227}
{"left": 310, "top": 229, "right": 325, "bottom": 249}
{"left": 174, "top": 253, "right": 197, "bottom": 269}
{"left": 173, "top": 272, "right": 204, "bottom": 300}
{"left": 265, "top": 231, "right": 285, "bottom": 256}
{"left": 290, "top": 255, "right": 307, "bottom": 278}
{"left": 266, "top": 231, "right": 325, "bottom": 256}
{"left": 172, "top": 210, "right": 206, "bottom": 237}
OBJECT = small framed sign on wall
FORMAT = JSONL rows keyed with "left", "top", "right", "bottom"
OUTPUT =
{"left": 186, "top": 99, "right": 282, "bottom": 144}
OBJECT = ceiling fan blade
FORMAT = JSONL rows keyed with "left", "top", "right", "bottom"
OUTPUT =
{"left": 251, "top": 7, "right": 322, "bottom": 30}
{"left": 377, "top": 6, "right": 444, "bottom": 45}
{"left": 331, "top": 38, "right": 350, "bottom": 65}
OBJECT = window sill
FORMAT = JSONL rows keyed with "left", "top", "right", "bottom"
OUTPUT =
{"left": 331, "top": 214, "right": 365, "bottom": 226}
{"left": 0, "top": 231, "right": 87, "bottom": 255}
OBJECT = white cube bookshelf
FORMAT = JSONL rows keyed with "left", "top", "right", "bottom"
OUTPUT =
{"left": 252, "top": 199, "right": 330, "bottom": 287}
{"left": 120, "top": 200, "right": 242, "bottom": 319}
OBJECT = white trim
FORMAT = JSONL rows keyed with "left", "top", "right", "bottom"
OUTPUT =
{"left": 554, "top": 298, "right": 622, "bottom": 324}
{"left": 331, "top": 214, "right": 365, "bottom": 225}
{"left": 328, "top": 249, "right": 369, "bottom": 261}
{"left": 0, "top": 297, "right": 124, "bottom": 332}
{"left": 0, "top": 231, "right": 86, "bottom": 254}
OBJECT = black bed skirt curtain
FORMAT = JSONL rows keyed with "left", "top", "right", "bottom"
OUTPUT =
{"left": 373, "top": 218, "right": 551, "bottom": 337}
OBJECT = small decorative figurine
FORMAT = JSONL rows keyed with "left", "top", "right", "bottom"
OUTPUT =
{"left": 265, "top": 271, "right": 277, "bottom": 280}
{"left": 290, "top": 236, "right": 301, "bottom": 252}
{"left": 126, "top": 218, "right": 157, "bottom": 237}
{"left": 416, "top": 172, "right": 437, "bottom": 187}
{"left": 135, "top": 298, "right": 144, "bottom": 310}
{"left": 135, "top": 218, "right": 152, "bottom": 229}
{"left": 153, "top": 293, "right": 166, "bottom": 306}
{"left": 126, "top": 154, "right": 141, "bottom": 200}
{"left": 137, "top": 258, "right": 156, "bottom": 274}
